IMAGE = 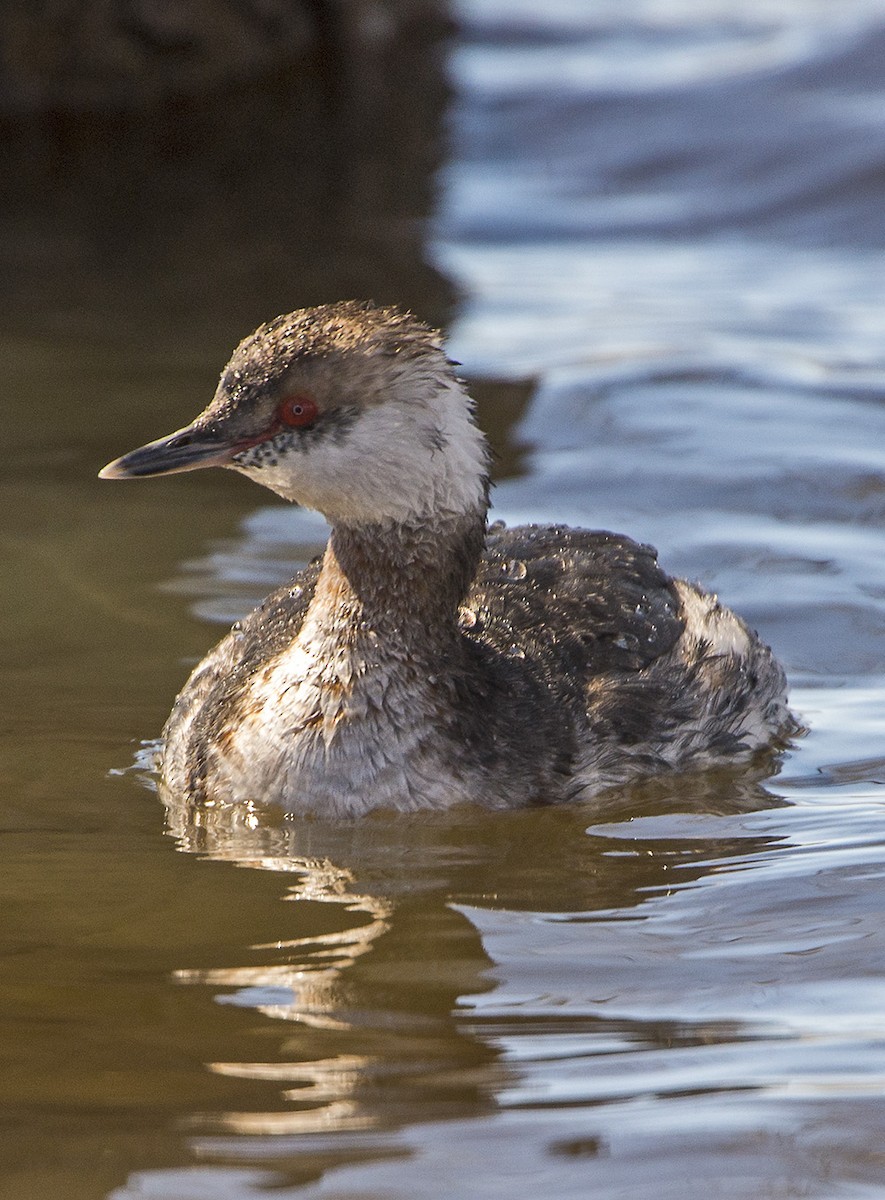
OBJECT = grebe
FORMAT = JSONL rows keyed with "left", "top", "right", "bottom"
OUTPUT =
{"left": 101, "top": 302, "right": 791, "bottom": 816}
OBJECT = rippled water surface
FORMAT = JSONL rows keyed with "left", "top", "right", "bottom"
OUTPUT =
{"left": 4, "top": 2, "right": 885, "bottom": 1197}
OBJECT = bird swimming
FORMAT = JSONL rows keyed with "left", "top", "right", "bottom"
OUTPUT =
{"left": 100, "top": 301, "right": 792, "bottom": 817}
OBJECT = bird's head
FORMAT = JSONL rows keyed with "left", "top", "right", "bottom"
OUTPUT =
{"left": 100, "top": 302, "right": 489, "bottom": 525}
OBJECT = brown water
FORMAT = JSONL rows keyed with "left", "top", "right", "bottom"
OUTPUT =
{"left": 4, "top": 2, "right": 885, "bottom": 1197}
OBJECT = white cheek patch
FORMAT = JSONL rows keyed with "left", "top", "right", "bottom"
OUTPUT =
{"left": 238, "top": 380, "right": 488, "bottom": 523}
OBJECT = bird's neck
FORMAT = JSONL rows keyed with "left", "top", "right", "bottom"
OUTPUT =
{"left": 305, "top": 510, "right": 486, "bottom": 657}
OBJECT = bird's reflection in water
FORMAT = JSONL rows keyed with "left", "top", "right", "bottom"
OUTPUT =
{"left": 177, "top": 852, "right": 407, "bottom": 1138}
{"left": 159, "top": 762, "right": 787, "bottom": 1153}
{"left": 162, "top": 787, "right": 506, "bottom": 1140}
{"left": 175, "top": 851, "right": 394, "bottom": 1033}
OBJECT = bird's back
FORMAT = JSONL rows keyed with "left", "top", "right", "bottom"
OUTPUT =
{"left": 467, "top": 522, "right": 685, "bottom": 687}
{"left": 464, "top": 523, "right": 789, "bottom": 791}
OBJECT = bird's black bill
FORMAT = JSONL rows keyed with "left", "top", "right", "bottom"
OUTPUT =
{"left": 99, "top": 425, "right": 234, "bottom": 480}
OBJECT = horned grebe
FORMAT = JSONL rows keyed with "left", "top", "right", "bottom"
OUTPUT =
{"left": 100, "top": 302, "right": 792, "bottom": 816}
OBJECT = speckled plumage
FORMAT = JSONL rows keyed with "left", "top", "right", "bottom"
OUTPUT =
{"left": 101, "top": 301, "right": 793, "bottom": 816}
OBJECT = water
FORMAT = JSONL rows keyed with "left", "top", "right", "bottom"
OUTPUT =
{"left": 4, "top": 2, "right": 885, "bottom": 1197}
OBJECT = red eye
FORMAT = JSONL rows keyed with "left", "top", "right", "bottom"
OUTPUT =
{"left": 278, "top": 393, "right": 318, "bottom": 427}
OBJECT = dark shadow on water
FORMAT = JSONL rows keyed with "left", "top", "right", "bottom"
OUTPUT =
{"left": 0, "top": 2, "right": 457, "bottom": 405}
